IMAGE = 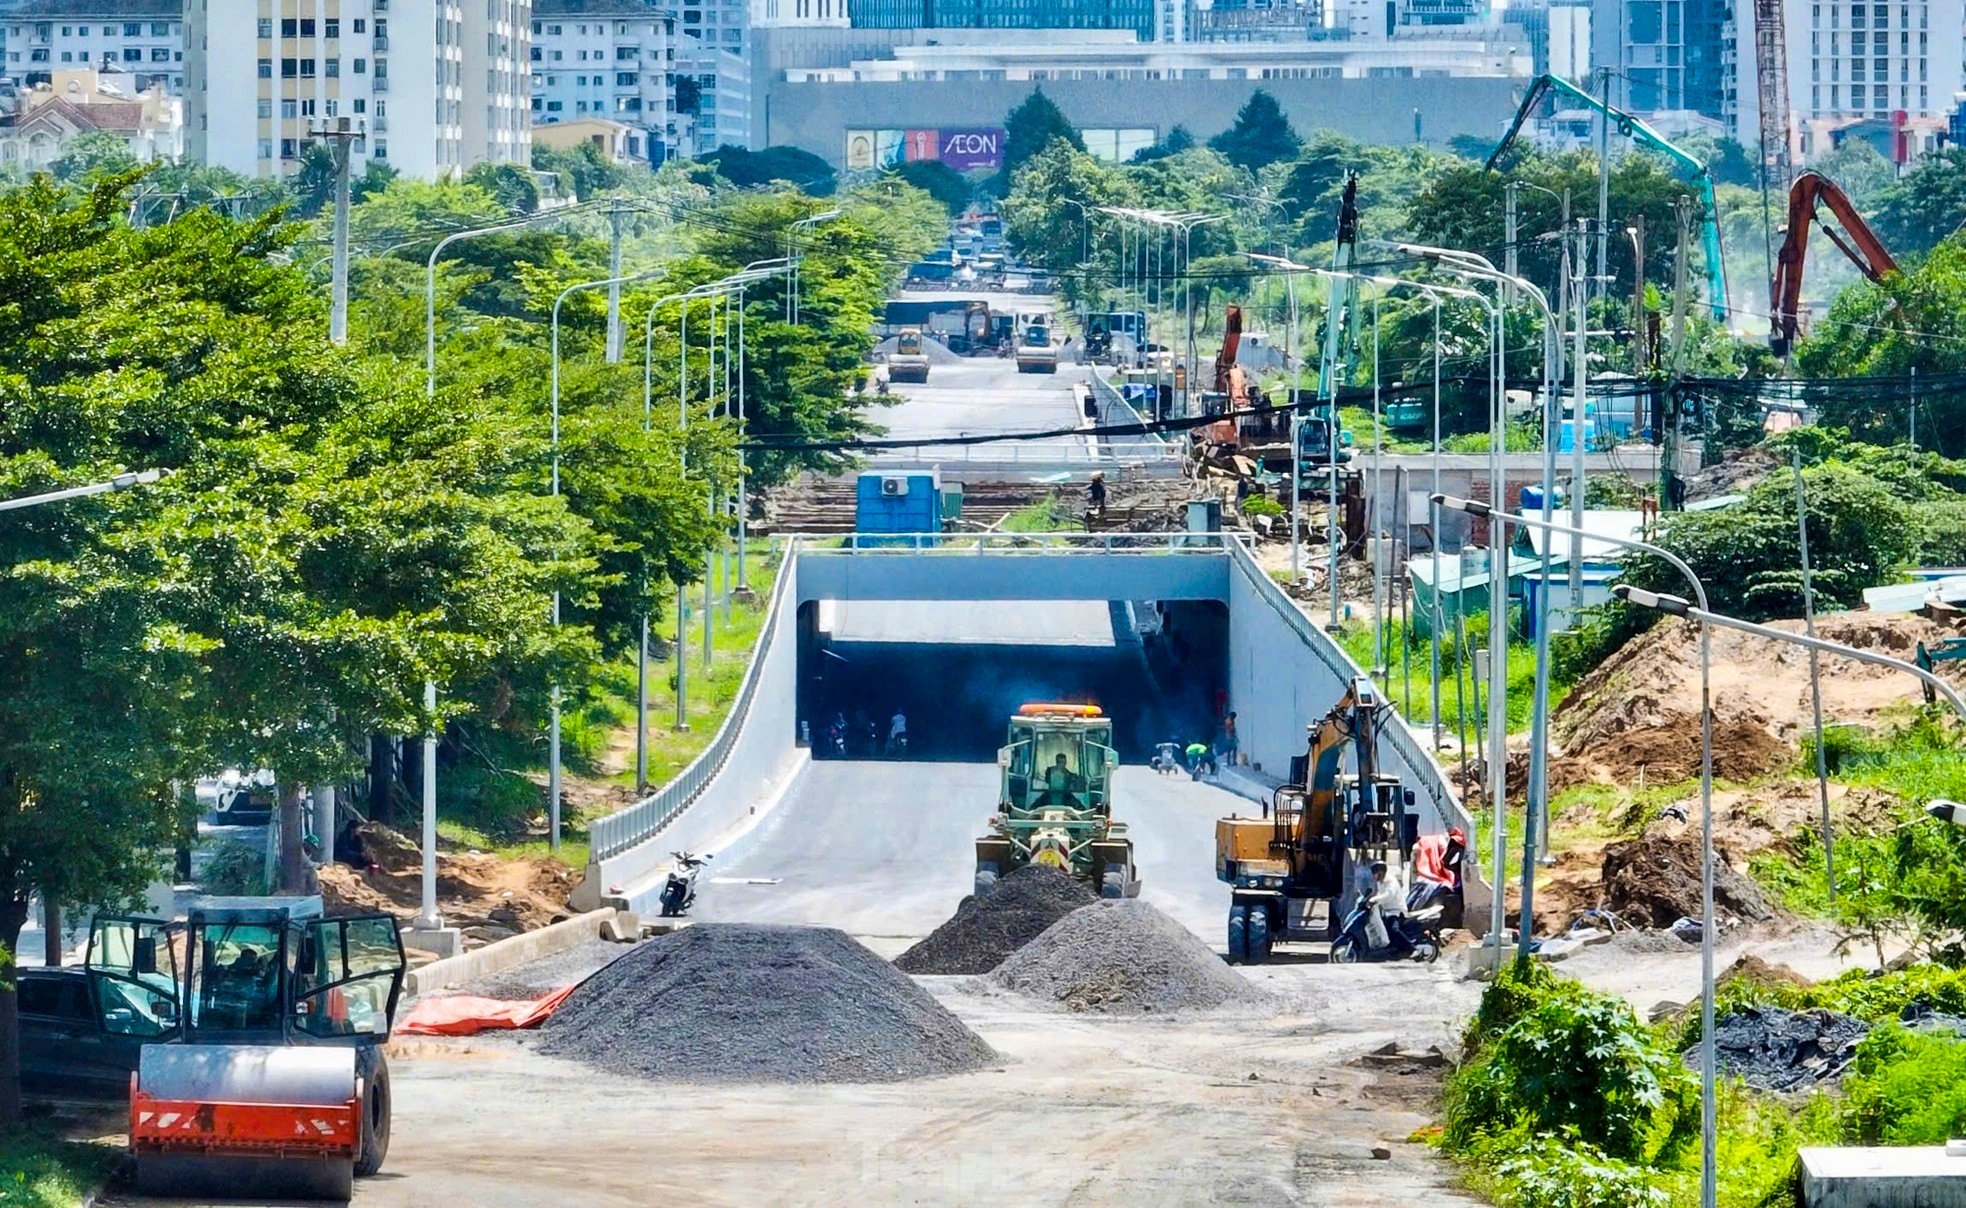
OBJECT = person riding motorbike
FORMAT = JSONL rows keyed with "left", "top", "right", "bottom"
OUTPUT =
{"left": 1408, "top": 826, "right": 1468, "bottom": 927}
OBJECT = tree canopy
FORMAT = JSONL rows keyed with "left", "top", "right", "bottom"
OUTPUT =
{"left": 998, "top": 89, "right": 1084, "bottom": 194}
{"left": 1208, "top": 90, "right": 1302, "bottom": 172}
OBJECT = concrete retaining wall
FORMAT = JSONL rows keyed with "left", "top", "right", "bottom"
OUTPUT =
{"left": 403, "top": 908, "right": 617, "bottom": 998}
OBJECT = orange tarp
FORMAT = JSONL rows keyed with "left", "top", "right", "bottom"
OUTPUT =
{"left": 398, "top": 984, "right": 578, "bottom": 1036}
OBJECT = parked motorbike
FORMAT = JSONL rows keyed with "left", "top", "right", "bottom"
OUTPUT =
{"left": 658, "top": 851, "right": 712, "bottom": 917}
{"left": 1329, "top": 896, "right": 1444, "bottom": 964}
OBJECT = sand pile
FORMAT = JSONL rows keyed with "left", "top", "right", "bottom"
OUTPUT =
{"left": 540, "top": 924, "right": 998, "bottom": 1083}
{"left": 895, "top": 865, "right": 1096, "bottom": 975}
{"left": 1599, "top": 831, "right": 1775, "bottom": 930}
{"left": 992, "top": 900, "right": 1265, "bottom": 1015}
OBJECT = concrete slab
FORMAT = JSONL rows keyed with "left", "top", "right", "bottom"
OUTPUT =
{"left": 1801, "top": 1147, "right": 1966, "bottom": 1207}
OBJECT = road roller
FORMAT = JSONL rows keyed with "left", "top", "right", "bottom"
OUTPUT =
{"left": 83, "top": 897, "right": 406, "bottom": 1201}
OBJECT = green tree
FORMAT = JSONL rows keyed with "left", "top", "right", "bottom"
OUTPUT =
{"left": 291, "top": 143, "right": 339, "bottom": 217}
{"left": 48, "top": 130, "right": 139, "bottom": 183}
{"left": 1130, "top": 125, "right": 1195, "bottom": 164}
{"left": 888, "top": 160, "right": 972, "bottom": 216}
{"left": 464, "top": 161, "right": 542, "bottom": 214}
{"left": 703, "top": 145, "right": 835, "bottom": 194}
{"left": 1871, "top": 148, "right": 1966, "bottom": 258}
{"left": 1814, "top": 138, "right": 1897, "bottom": 208}
{"left": 531, "top": 139, "right": 634, "bottom": 200}
{"left": 1208, "top": 89, "right": 1302, "bottom": 172}
{"left": 997, "top": 89, "right": 1084, "bottom": 194}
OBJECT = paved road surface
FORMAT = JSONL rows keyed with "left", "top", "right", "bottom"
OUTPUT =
{"left": 877, "top": 355, "right": 1092, "bottom": 464}
{"left": 695, "top": 761, "right": 1238, "bottom": 948}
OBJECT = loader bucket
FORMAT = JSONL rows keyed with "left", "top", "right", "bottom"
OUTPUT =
{"left": 132, "top": 1044, "right": 361, "bottom": 1201}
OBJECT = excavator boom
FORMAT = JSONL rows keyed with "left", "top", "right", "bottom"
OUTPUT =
{"left": 1214, "top": 303, "right": 1243, "bottom": 394}
{"left": 1770, "top": 170, "right": 1898, "bottom": 355}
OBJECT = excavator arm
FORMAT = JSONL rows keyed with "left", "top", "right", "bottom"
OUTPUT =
{"left": 1296, "top": 676, "right": 1381, "bottom": 855}
{"left": 1488, "top": 74, "right": 1729, "bottom": 320}
{"left": 1770, "top": 170, "right": 1898, "bottom": 355}
{"left": 1214, "top": 303, "right": 1243, "bottom": 394}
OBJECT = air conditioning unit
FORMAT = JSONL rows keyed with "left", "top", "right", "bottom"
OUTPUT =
{"left": 880, "top": 476, "right": 909, "bottom": 497}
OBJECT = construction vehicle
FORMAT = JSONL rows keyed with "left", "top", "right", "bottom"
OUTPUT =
{"left": 1013, "top": 308, "right": 1059, "bottom": 374}
{"left": 1770, "top": 170, "right": 1898, "bottom": 355}
{"left": 1488, "top": 74, "right": 1729, "bottom": 319}
{"left": 975, "top": 703, "right": 1139, "bottom": 899}
{"left": 84, "top": 896, "right": 406, "bottom": 1200}
{"left": 1916, "top": 637, "right": 1966, "bottom": 706}
{"left": 889, "top": 327, "right": 932, "bottom": 383}
{"left": 1215, "top": 678, "right": 1419, "bottom": 964}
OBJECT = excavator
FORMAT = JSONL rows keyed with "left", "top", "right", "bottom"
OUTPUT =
{"left": 1769, "top": 170, "right": 1898, "bottom": 356}
{"left": 84, "top": 898, "right": 406, "bottom": 1199}
{"left": 1215, "top": 677, "right": 1418, "bottom": 964}
{"left": 1197, "top": 303, "right": 1284, "bottom": 454}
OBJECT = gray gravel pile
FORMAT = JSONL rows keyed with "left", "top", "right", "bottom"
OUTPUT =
{"left": 895, "top": 865, "right": 1095, "bottom": 975}
{"left": 992, "top": 900, "right": 1265, "bottom": 1015}
{"left": 1603, "top": 929, "right": 1695, "bottom": 956}
{"left": 1696, "top": 1005, "right": 1870, "bottom": 1091}
{"left": 539, "top": 923, "right": 999, "bottom": 1083}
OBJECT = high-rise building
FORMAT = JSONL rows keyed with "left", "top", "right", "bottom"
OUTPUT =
{"left": 678, "top": 33, "right": 750, "bottom": 151}
{"left": 185, "top": 0, "right": 532, "bottom": 180}
{"left": 530, "top": 0, "right": 682, "bottom": 160}
{"left": 1730, "top": 0, "right": 1965, "bottom": 148}
{"left": 849, "top": 0, "right": 1156, "bottom": 40}
{"left": 2, "top": 0, "right": 183, "bottom": 93}
{"left": 1591, "top": 0, "right": 1731, "bottom": 120}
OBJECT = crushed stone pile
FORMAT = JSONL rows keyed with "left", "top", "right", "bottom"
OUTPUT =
{"left": 1600, "top": 831, "right": 1775, "bottom": 930}
{"left": 539, "top": 924, "right": 998, "bottom": 1083}
{"left": 992, "top": 900, "right": 1265, "bottom": 1015}
{"left": 1695, "top": 1005, "right": 1869, "bottom": 1092}
{"left": 873, "top": 334, "right": 965, "bottom": 364}
{"left": 895, "top": 865, "right": 1096, "bottom": 975}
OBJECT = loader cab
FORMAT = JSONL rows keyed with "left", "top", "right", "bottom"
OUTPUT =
{"left": 998, "top": 704, "right": 1118, "bottom": 814}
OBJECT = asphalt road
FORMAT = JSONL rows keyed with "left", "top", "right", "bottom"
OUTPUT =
{"left": 877, "top": 353, "right": 1092, "bottom": 463}
{"left": 693, "top": 760, "right": 1239, "bottom": 949}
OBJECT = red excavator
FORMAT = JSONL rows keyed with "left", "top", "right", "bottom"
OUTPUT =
{"left": 1770, "top": 170, "right": 1898, "bottom": 356}
{"left": 1198, "top": 304, "right": 1288, "bottom": 456}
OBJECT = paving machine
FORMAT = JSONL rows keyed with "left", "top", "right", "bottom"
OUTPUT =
{"left": 84, "top": 896, "right": 406, "bottom": 1200}
{"left": 889, "top": 326, "right": 932, "bottom": 383}
{"left": 975, "top": 703, "right": 1139, "bottom": 899}
{"left": 1215, "top": 677, "right": 1419, "bottom": 964}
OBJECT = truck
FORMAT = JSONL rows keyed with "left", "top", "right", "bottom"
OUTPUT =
{"left": 889, "top": 327, "right": 931, "bottom": 383}
{"left": 975, "top": 704, "right": 1140, "bottom": 899}
{"left": 1013, "top": 308, "right": 1059, "bottom": 374}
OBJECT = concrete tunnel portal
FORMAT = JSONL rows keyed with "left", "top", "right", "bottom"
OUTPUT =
{"left": 796, "top": 598, "right": 1229, "bottom": 763}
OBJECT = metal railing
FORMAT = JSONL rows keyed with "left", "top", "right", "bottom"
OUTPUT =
{"left": 587, "top": 545, "right": 798, "bottom": 861}
{"left": 780, "top": 530, "right": 1253, "bottom": 554}
{"left": 1088, "top": 370, "right": 1170, "bottom": 446}
{"left": 864, "top": 440, "right": 1181, "bottom": 466}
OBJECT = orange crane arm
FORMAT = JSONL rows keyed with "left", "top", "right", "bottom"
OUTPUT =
{"left": 1771, "top": 170, "right": 1898, "bottom": 355}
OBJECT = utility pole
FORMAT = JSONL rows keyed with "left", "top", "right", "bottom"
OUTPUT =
{"left": 1595, "top": 67, "right": 1612, "bottom": 300}
{"left": 311, "top": 117, "right": 362, "bottom": 347}
{"left": 606, "top": 200, "right": 626, "bottom": 363}
{"left": 1568, "top": 221, "right": 1588, "bottom": 610}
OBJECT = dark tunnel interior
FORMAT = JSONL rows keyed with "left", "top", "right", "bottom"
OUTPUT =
{"left": 797, "top": 600, "right": 1228, "bottom": 762}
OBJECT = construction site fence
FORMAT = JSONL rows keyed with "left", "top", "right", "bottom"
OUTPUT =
{"left": 587, "top": 541, "right": 799, "bottom": 862}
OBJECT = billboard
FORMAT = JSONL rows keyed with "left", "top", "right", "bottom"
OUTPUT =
{"left": 845, "top": 127, "right": 1005, "bottom": 171}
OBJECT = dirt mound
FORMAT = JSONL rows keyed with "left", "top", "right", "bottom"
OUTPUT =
{"left": 895, "top": 865, "right": 1096, "bottom": 975}
{"left": 1695, "top": 1005, "right": 1869, "bottom": 1092}
{"left": 1717, "top": 953, "right": 1812, "bottom": 992}
{"left": 1599, "top": 831, "right": 1774, "bottom": 930}
{"left": 1554, "top": 613, "right": 1963, "bottom": 785}
{"left": 539, "top": 924, "right": 998, "bottom": 1083}
{"left": 317, "top": 822, "right": 574, "bottom": 948}
{"left": 992, "top": 900, "right": 1265, "bottom": 1015}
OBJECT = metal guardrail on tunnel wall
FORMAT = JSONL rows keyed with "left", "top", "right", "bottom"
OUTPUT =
{"left": 1224, "top": 538, "right": 1474, "bottom": 839}
{"left": 1087, "top": 369, "right": 1171, "bottom": 447}
{"left": 777, "top": 531, "right": 1254, "bottom": 554}
{"left": 587, "top": 541, "right": 800, "bottom": 862}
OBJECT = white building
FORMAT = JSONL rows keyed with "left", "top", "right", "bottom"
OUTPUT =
{"left": 747, "top": 0, "right": 846, "bottom": 26}
{"left": 185, "top": 0, "right": 531, "bottom": 180}
{"left": 1728, "top": 0, "right": 1966, "bottom": 159}
{"left": 3, "top": 0, "right": 182, "bottom": 93}
{"left": 530, "top": 0, "right": 682, "bottom": 160}
{"left": 679, "top": 34, "right": 750, "bottom": 151}
{"left": 0, "top": 65, "right": 180, "bottom": 167}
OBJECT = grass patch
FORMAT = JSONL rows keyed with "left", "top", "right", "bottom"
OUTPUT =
{"left": 1001, "top": 497, "right": 1079, "bottom": 533}
{"left": 1334, "top": 612, "right": 1573, "bottom": 736}
{"left": 0, "top": 1126, "right": 119, "bottom": 1208}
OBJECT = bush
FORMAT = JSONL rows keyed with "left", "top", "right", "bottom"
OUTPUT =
{"left": 201, "top": 840, "right": 269, "bottom": 896}
{"left": 1241, "top": 495, "right": 1285, "bottom": 518}
{"left": 1841, "top": 1024, "right": 1966, "bottom": 1145}
{"left": 1487, "top": 1135, "right": 1668, "bottom": 1208}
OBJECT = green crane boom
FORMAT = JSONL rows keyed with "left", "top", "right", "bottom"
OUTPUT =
{"left": 1487, "top": 73, "right": 1730, "bottom": 321}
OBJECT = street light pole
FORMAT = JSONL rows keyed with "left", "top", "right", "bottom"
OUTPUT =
{"left": 0, "top": 469, "right": 164, "bottom": 512}
{"left": 427, "top": 206, "right": 597, "bottom": 399}
{"left": 787, "top": 209, "right": 842, "bottom": 325}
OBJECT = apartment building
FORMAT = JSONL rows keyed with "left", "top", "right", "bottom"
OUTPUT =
{"left": 185, "top": 0, "right": 531, "bottom": 180}
{"left": 2, "top": 0, "right": 182, "bottom": 93}
{"left": 530, "top": 0, "right": 682, "bottom": 159}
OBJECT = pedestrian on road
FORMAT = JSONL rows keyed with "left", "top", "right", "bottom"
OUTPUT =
{"left": 887, "top": 709, "right": 908, "bottom": 757}
{"left": 1087, "top": 472, "right": 1107, "bottom": 524}
{"left": 1218, "top": 710, "right": 1239, "bottom": 766}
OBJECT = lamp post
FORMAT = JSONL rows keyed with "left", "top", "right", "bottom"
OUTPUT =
{"left": 1060, "top": 198, "right": 1095, "bottom": 290}
{"left": 0, "top": 469, "right": 164, "bottom": 512}
{"left": 1172, "top": 212, "right": 1225, "bottom": 418}
{"left": 1437, "top": 496, "right": 1715, "bottom": 1208}
{"left": 548, "top": 267, "right": 668, "bottom": 850}
{"left": 426, "top": 206, "right": 598, "bottom": 399}
{"left": 787, "top": 208, "right": 842, "bottom": 326}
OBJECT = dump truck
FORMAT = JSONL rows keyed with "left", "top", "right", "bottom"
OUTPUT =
{"left": 975, "top": 703, "right": 1139, "bottom": 899}
{"left": 84, "top": 896, "right": 406, "bottom": 1200}
{"left": 889, "top": 327, "right": 931, "bottom": 383}
{"left": 1215, "top": 677, "right": 1418, "bottom": 964}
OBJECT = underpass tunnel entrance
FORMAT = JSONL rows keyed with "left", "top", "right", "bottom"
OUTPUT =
{"left": 797, "top": 599, "right": 1227, "bottom": 763}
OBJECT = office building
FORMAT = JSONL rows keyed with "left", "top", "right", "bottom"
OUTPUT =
{"left": 531, "top": 0, "right": 682, "bottom": 160}
{"left": 849, "top": 0, "right": 1156, "bottom": 40}
{"left": 2, "top": 0, "right": 182, "bottom": 92}
{"left": 185, "top": 0, "right": 532, "bottom": 180}
{"left": 678, "top": 33, "right": 750, "bottom": 151}
{"left": 1592, "top": 0, "right": 1731, "bottom": 119}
